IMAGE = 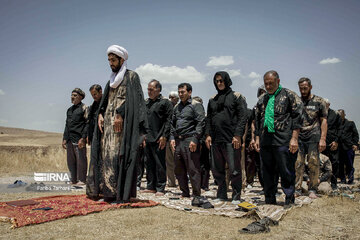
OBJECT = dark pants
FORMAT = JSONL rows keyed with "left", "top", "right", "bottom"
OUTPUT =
{"left": 211, "top": 143, "right": 242, "bottom": 200}
{"left": 339, "top": 148, "right": 355, "bottom": 183}
{"left": 245, "top": 147, "right": 263, "bottom": 186}
{"left": 145, "top": 142, "right": 167, "bottom": 192}
{"left": 261, "top": 146, "right": 297, "bottom": 204}
{"left": 136, "top": 146, "right": 145, "bottom": 188}
{"left": 165, "top": 142, "right": 176, "bottom": 187}
{"left": 200, "top": 142, "right": 210, "bottom": 190}
{"left": 323, "top": 146, "right": 339, "bottom": 186}
{"left": 174, "top": 138, "right": 201, "bottom": 197}
{"left": 66, "top": 142, "right": 87, "bottom": 183}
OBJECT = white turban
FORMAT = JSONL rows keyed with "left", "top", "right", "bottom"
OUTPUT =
{"left": 107, "top": 45, "right": 128, "bottom": 88}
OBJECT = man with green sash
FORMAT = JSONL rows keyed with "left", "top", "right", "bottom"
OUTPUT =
{"left": 254, "top": 70, "right": 303, "bottom": 207}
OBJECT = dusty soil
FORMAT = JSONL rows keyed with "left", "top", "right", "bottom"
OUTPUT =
{"left": 0, "top": 126, "right": 359, "bottom": 239}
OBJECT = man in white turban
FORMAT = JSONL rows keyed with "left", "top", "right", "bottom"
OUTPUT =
{"left": 87, "top": 45, "right": 148, "bottom": 203}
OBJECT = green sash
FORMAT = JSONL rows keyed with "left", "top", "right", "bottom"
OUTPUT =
{"left": 264, "top": 85, "right": 282, "bottom": 133}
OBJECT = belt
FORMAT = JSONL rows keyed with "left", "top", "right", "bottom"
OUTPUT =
{"left": 175, "top": 134, "right": 194, "bottom": 140}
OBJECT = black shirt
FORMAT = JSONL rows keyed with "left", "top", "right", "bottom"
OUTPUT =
{"left": 88, "top": 100, "right": 100, "bottom": 142}
{"left": 326, "top": 108, "right": 342, "bottom": 145}
{"left": 171, "top": 98, "right": 205, "bottom": 144}
{"left": 63, "top": 102, "right": 88, "bottom": 143}
{"left": 205, "top": 91, "right": 247, "bottom": 143}
{"left": 255, "top": 88, "right": 303, "bottom": 147}
{"left": 145, "top": 95, "right": 173, "bottom": 143}
{"left": 339, "top": 119, "right": 359, "bottom": 150}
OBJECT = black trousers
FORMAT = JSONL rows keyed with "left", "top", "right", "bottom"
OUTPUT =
{"left": 66, "top": 142, "right": 87, "bottom": 183}
{"left": 145, "top": 142, "right": 167, "bottom": 192}
{"left": 174, "top": 138, "right": 201, "bottom": 197}
{"left": 339, "top": 148, "right": 355, "bottom": 182}
{"left": 245, "top": 147, "right": 263, "bottom": 187}
{"left": 136, "top": 146, "right": 145, "bottom": 188}
{"left": 211, "top": 143, "right": 242, "bottom": 200}
{"left": 200, "top": 142, "right": 211, "bottom": 189}
{"left": 260, "top": 145, "right": 297, "bottom": 204}
{"left": 323, "top": 146, "right": 339, "bottom": 186}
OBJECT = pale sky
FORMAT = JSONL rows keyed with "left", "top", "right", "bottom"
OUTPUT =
{"left": 0, "top": 0, "right": 359, "bottom": 133}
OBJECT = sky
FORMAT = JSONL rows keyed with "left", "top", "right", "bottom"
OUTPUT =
{"left": 0, "top": 0, "right": 359, "bottom": 133}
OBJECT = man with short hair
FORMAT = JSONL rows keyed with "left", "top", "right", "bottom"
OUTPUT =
{"left": 205, "top": 71, "right": 247, "bottom": 203}
{"left": 87, "top": 84, "right": 102, "bottom": 145}
{"left": 322, "top": 99, "right": 342, "bottom": 189}
{"left": 295, "top": 77, "right": 327, "bottom": 199}
{"left": 144, "top": 79, "right": 173, "bottom": 195}
{"left": 170, "top": 83, "right": 207, "bottom": 205}
{"left": 62, "top": 88, "right": 88, "bottom": 185}
{"left": 338, "top": 109, "right": 359, "bottom": 184}
{"left": 86, "top": 45, "right": 148, "bottom": 203}
{"left": 165, "top": 91, "right": 179, "bottom": 187}
{"left": 254, "top": 70, "right": 303, "bottom": 207}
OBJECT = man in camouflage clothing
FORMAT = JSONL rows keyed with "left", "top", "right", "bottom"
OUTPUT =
{"left": 295, "top": 77, "right": 327, "bottom": 199}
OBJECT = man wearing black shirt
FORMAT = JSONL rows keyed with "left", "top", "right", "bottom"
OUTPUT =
{"left": 144, "top": 80, "right": 173, "bottom": 195}
{"left": 338, "top": 109, "right": 359, "bottom": 184}
{"left": 170, "top": 83, "right": 205, "bottom": 201}
{"left": 205, "top": 71, "right": 247, "bottom": 202}
{"left": 62, "top": 88, "right": 89, "bottom": 185}
{"left": 255, "top": 71, "right": 303, "bottom": 206}
{"left": 87, "top": 84, "right": 102, "bottom": 145}
{"left": 296, "top": 77, "right": 327, "bottom": 199}
{"left": 322, "top": 99, "right": 342, "bottom": 189}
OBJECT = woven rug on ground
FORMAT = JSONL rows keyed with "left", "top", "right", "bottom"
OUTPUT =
{"left": 0, "top": 195, "right": 159, "bottom": 228}
{"left": 137, "top": 181, "right": 315, "bottom": 221}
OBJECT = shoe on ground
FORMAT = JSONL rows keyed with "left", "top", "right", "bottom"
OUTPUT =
{"left": 141, "top": 189, "right": 156, "bottom": 193}
{"left": 155, "top": 192, "right": 165, "bottom": 196}
{"left": 231, "top": 200, "right": 242, "bottom": 205}
{"left": 340, "top": 179, "right": 346, "bottom": 184}
{"left": 347, "top": 179, "right": 354, "bottom": 185}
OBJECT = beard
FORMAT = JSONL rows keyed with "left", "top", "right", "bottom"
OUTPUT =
{"left": 111, "top": 63, "right": 121, "bottom": 73}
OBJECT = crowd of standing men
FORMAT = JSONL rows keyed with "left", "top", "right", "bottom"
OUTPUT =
{"left": 62, "top": 44, "right": 359, "bottom": 207}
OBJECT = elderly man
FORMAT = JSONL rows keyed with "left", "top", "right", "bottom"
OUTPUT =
{"left": 254, "top": 70, "right": 303, "bottom": 207}
{"left": 86, "top": 45, "right": 148, "bottom": 203}
{"left": 165, "top": 91, "right": 179, "bottom": 187}
{"left": 144, "top": 79, "right": 173, "bottom": 195}
{"left": 87, "top": 84, "right": 102, "bottom": 145}
{"left": 170, "top": 83, "right": 209, "bottom": 207}
{"left": 205, "top": 71, "right": 247, "bottom": 203}
{"left": 295, "top": 77, "right": 327, "bottom": 199}
{"left": 338, "top": 109, "right": 359, "bottom": 184}
{"left": 62, "top": 88, "right": 88, "bottom": 185}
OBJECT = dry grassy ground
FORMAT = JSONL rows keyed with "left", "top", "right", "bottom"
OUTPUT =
{"left": 0, "top": 127, "right": 359, "bottom": 239}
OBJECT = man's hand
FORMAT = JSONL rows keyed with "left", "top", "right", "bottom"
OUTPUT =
{"left": 318, "top": 138, "right": 326, "bottom": 153}
{"left": 352, "top": 145, "right": 358, "bottom": 152}
{"left": 170, "top": 140, "right": 176, "bottom": 152}
{"left": 205, "top": 136, "right": 212, "bottom": 150}
{"left": 249, "top": 139, "right": 255, "bottom": 151}
{"left": 329, "top": 141, "right": 338, "bottom": 151}
{"left": 78, "top": 138, "right": 85, "bottom": 149}
{"left": 189, "top": 141, "right": 197, "bottom": 152}
{"left": 289, "top": 137, "right": 298, "bottom": 154}
{"left": 254, "top": 136, "right": 260, "bottom": 152}
{"left": 86, "top": 136, "right": 91, "bottom": 146}
{"left": 157, "top": 136, "right": 167, "bottom": 150}
{"left": 232, "top": 136, "right": 241, "bottom": 149}
{"left": 98, "top": 114, "right": 104, "bottom": 133}
{"left": 142, "top": 137, "right": 146, "bottom": 148}
{"left": 113, "top": 114, "right": 123, "bottom": 133}
{"left": 62, "top": 140, "right": 67, "bottom": 149}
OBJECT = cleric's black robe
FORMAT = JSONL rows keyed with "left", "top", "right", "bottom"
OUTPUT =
{"left": 86, "top": 70, "right": 148, "bottom": 202}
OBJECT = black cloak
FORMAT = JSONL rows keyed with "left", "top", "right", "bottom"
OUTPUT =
{"left": 86, "top": 70, "right": 148, "bottom": 202}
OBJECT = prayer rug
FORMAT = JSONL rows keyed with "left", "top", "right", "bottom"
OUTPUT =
{"left": 0, "top": 195, "right": 158, "bottom": 228}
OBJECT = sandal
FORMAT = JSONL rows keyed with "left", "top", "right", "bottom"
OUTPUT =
{"left": 239, "top": 221, "right": 270, "bottom": 234}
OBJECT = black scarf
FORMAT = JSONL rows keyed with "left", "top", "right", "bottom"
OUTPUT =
{"left": 213, "top": 71, "right": 233, "bottom": 112}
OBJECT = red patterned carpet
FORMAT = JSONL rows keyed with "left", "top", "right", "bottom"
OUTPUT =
{"left": 0, "top": 195, "right": 159, "bottom": 228}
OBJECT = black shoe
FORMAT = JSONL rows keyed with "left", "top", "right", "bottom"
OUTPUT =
{"left": 348, "top": 179, "right": 354, "bottom": 185}
{"left": 331, "top": 183, "right": 337, "bottom": 190}
{"left": 340, "top": 179, "right": 346, "bottom": 184}
{"left": 191, "top": 196, "right": 214, "bottom": 209}
{"left": 265, "top": 197, "right": 277, "bottom": 205}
